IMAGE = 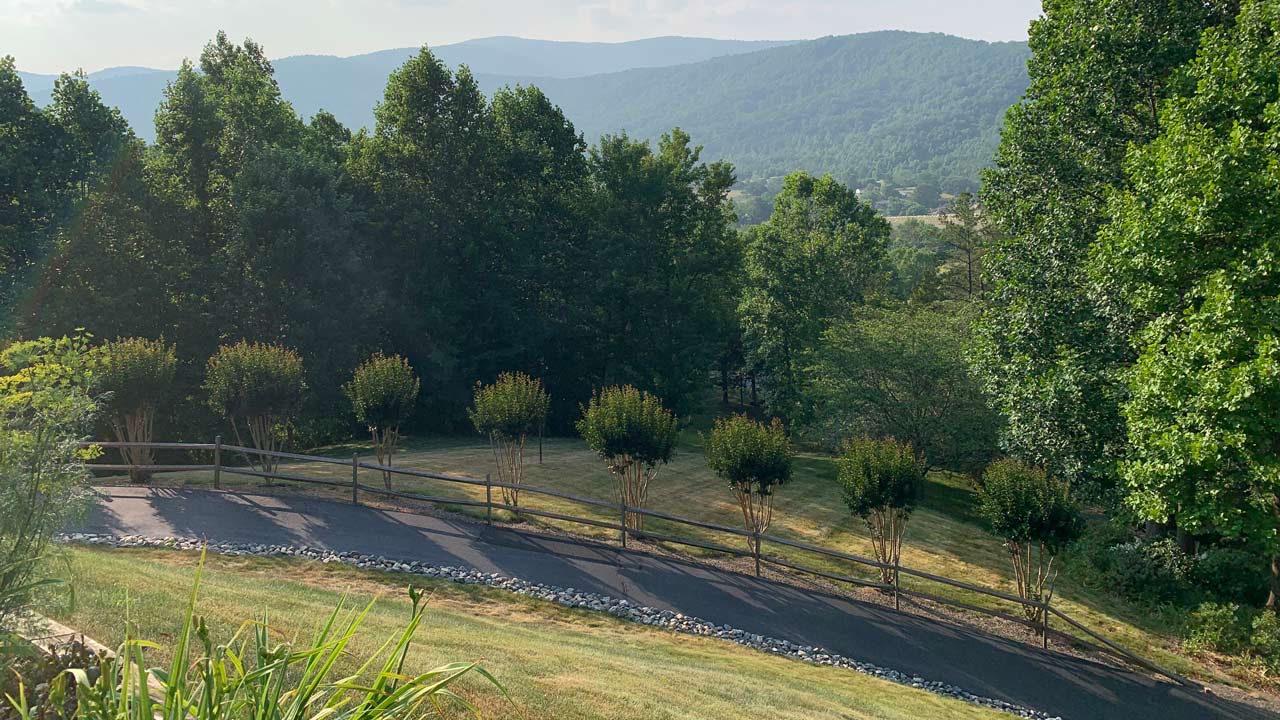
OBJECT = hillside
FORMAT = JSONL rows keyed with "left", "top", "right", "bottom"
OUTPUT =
{"left": 18, "top": 32, "right": 1029, "bottom": 189}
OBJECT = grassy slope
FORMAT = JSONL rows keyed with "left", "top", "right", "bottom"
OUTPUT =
{"left": 43, "top": 547, "right": 1008, "bottom": 720}
{"left": 113, "top": 432, "right": 1200, "bottom": 683}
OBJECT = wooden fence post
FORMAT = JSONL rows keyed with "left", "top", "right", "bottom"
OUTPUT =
{"left": 212, "top": 435, "right": 222, "bottom": 490}
{"left": 351, "top": 453, "right": 359, "bottom": 505}
{"left": 753, "top": 531, "right": 761, "bottom": 577}
{"left": 894, "top": 554, "right": 901, "bottom": 611}
{"left": 1042, "top": 596, "right": 1051, "bottom": 650}
{"left": 485, "top": 473, "right": 493, "bottom": 525}
{"left": 619, "top": 502, "right": 627, "bottom": 549}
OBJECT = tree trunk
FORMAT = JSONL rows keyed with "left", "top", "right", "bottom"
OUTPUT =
{"left": 1269, "top": 554, "right": 1280, "bottom": 612}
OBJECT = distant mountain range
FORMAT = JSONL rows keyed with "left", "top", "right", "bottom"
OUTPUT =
{"left": 17, "top": 33, "right": 1029, "bottom": 187}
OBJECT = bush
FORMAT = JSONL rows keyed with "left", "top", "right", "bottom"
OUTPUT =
{"left": 344, "top": 353, "right": 419, "bottom": 488}
{"left": 204, "top": 341, "right": 306, "bottom": 472}
{"left": 706, "top": 415, "right": 793, "bottom": 543}
{"left": 1183, "top": 602, "right": 1248, "bottom": 655}
{"left": 0, "top": 335, "right": 97, "bottom": 634}
{"left": 577, "top": 386, "right": 677, "bottom": 530}
{"left": 1106, "top": 539, "right": 1194, "bottom": 606}
{"left": 94, "top": 337, "right": 177, "bottom": 482}
{"left": 1194, "top": 546, "right": 1269, "bottom": 606}
{"left": 836, "top": 437, "right": 924, "bottom": 584}
{"left": 1250, "top": 610, "right": 1280, "bottom": 674}
{"left": 978, "top": 459, "right": 1083, "bottom": 624}
{"left": 470, "top": 372, "right": 550, "bottom": 507}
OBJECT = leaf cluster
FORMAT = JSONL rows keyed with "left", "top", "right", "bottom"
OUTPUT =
{"left": 705, "top": 415, "right": 793, "bottom": 496}
{"left": 93, "top": 337, "right": 177, "bottom": 417}
{"left": 343, "top": 352, "right": 420, "bottom": 429}
{"left": 836, "top": 437, "right": 924, "bottom": 518}
{"left": 576, "top": 385, "right": 677, "bottom": 470}
{"left": 469, "top": 372, "right": 549, "bottom": 441}
{"left": 977, "top": 459, "right": 1083, "bottom": 552}
{"left": 203, "top": 341, "right": 306, "bottom": 420}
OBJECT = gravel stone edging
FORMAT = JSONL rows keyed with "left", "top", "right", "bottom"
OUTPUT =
{"left": 59, "top": 532, "right": 1059, "bottom": 720}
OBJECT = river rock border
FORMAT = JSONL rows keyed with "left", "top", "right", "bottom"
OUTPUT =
{"left": 59, "top": 532, "right": 1058, "bottom": 720}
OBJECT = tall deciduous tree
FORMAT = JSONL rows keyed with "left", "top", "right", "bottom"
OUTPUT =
{"left": 739, "top": 171, "right": 889, "bottom": 425}
{"left": 1092, "top": 1, "right": 1280, "bottom": 609}
{"left": 973, "top": 0, "right": 1238, "bottom": 498}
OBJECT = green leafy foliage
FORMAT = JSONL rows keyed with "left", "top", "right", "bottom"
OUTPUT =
{"left": 1090, "top": 1, "right": 1280, "bottom": 609}
{"left": 836, "top": 437, "right": 924, "bottom": 583}
{"left": 973, "top": 0, "right": 1237, "bottom": 498}
{"left": 204, "top": 341, "right": 305, "bottom": 471}
{"left": 345, "top": 353, "right": 419, "bottom": 431}
{"left": 94, "top": 337, "right": 176, "bottom": 421}
{"left": 739, "top": 171, "right": 889, "bottom": 424}
{"left": 0, "top": 334, "right": 97, "bottom": 632}
{"left": 978, "top": 459, "right": 1083, "bottom": 622}
{"left": 577, "top": 386, "right": 677, "bottom": 529}
{"left": 706, "top": 415, "right": 792, "bottom": 537}
{"left": 470, "top": 372, "right": 549, "bottom": 442}
{"left": 806, "top": 302, "right": 999, "bottom": 474}
{"left": 1183, "top": 602, "right": 1248, "bottom": 655}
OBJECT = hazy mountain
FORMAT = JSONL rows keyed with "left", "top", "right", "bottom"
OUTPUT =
{"left": 18, "top": 32, "right": 1028, "bottom": 187}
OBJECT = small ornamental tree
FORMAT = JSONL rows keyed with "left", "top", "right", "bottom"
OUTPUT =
{"left": 94, "top": 337, "right": 177, "bottom": 483}
{"left": 344, "top": 353, "right": 420, "bottom": 488}
{"left": 469, "top": 372, "right": 549, "bottom": 508}
{"left": 978, "top": 459, "right": 1083, "bottom": 625}
{"left": 576, "top": 386, "right": 677, "bottom": 531}
{"left": 204, "top": 342, "right": 306, "bottom": 473}
{"left": 706, "top": 415, "right": 793, "bottom": 548}
{"left": 837, "top": 437, "right": 924, "bottom": 585}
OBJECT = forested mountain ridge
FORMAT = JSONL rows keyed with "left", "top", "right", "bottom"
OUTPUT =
{"left": 18, "top": 32, "right": 1029, "bottom": 191}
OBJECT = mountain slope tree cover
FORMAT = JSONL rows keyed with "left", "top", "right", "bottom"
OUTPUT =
{"left": 972, "top": 0, "right": 1240, "bottom": 499}
{"left": 18, "top": 33, "right": 1030, "bottom": 199}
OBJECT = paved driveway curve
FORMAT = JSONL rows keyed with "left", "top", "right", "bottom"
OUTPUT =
{"left": 79, "top": 487, "right": 1270, "bottom": 720}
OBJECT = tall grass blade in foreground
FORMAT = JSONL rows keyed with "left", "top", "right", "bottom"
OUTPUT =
{"left": 11, "top": 549, "right": 506, "bottom": 719}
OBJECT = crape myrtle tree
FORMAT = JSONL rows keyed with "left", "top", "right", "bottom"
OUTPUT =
{"left": 973, "top": 0, "right": 1239, "bottom": 500}
{"left": 1091, "top": 1, "right": 1280, "bottom": 609}
{"left": 93, "top": 337, "right": 177, "bottom": 483}
{"left": 344, "top": 353, "right": 419, "bottom": 489}
{"left": 740, "top": 171, "right": 889, "bottom": 425}
{"left": 0, "top": 335, "right": 97, "bottom": 633}
{"left": 577, "top": 386, "right": 677, "bottom": 531}
{"left": 978, "top": 460, "right": 1083, "bottom": 625}
{"left": 470, "top": 372, "right": 550, "bottom": 508}
{"left": 204, "top": 341, "right": 306, "bottom": 473}
{"left": 837, "top": 437, "right": 925, "bottom": 585}
{"left": 705, "top": 415, "right": 794, "bottom": 550}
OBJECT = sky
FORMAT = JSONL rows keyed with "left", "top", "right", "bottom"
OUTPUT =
{"left": 4, "top": 0, "right": 1043, "bottom": 75}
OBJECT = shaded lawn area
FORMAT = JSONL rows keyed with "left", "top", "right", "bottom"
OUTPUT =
{"left": 41, "top": 546, "right": 1010, "bottom": 720}
{"left": 98, "top": 433, "right": 1201, "bottom": 684}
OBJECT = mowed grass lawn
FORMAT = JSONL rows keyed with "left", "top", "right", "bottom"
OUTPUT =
{"left": 113, "top": 432, "right": 1207, "bottom": 684}
{"left": 42, "top": 546, "right": 1009, "bottom": 720}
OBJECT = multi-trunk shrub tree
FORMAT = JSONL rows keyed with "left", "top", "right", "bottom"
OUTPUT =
{"left": 577, "top": 386, "right": 677, "bottom": 531}
{"left": 837, "top": 437, "right": 925, "bottom": 585}
{"left": 978, "top": 459, "right": 1083, "bottom": 626}
{"left": 469, "top": 372, "right": 550, "bottom": 509}
{"left": 204, "top": 341, "right": 306, "bottom": 473}
{"left": 344, "top": 353, "right": 420, "bottom": 488}
{"left": 93, "top": 337, "right": 177, "bottom": 482}
{"left": 705, "top": 414, "right": 793, "bottom": 550}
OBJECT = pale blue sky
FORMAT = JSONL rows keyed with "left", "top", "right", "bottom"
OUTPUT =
{"left": 4, "top": 0, "right": 1043, "bottom": 74}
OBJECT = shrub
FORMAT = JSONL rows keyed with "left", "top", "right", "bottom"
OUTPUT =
{"left": 978, "top": 459, "right": 1083, "bottom": 625}
{"left": 344, "top": 353, "right": 420, "bottom": 488}
{"left": 0, "top": 335, "right": 97, "bottom": 635}
{"left": 836, "top": 437, "right": 924, "bottom": 585}
{"left": 1250, "top": 610, "right": 1280, "bottom": 674}
{"left": 1183, "top": 601, "right": 1248, "bottom": 655}
{"left": 204, "top": 341, "right": 306, "bottom": 473}
{"left": 577, "top": 386, "right": 677, "bottom": 530}
{"left": 470, "top": 372, "right": 550, "bottom": 508}
{"left": 706, "top": 415, "right": 793, "bottom": 546}
{"left": 93, "top": 337, "right": 177, "bottom": 483}
{"left": 9, "top": 555, "right": 503, "bottom": 720}
{"left": 1194, "top": 546, "right": 1269, "bottom": 606}
{"left": 1105, "top": 539, "right": 1194, "bottom": 606}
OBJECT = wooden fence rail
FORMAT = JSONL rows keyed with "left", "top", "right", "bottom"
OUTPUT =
{"left": 81, "top": 437, "right": 1196, "bottom": 689}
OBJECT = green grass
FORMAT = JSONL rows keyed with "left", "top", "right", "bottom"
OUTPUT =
{"left": 41, "top": 546, "right": 1009, "bottom": 720}
{"left": 105, "top": 432, "right": 1211, "bottom": 685}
